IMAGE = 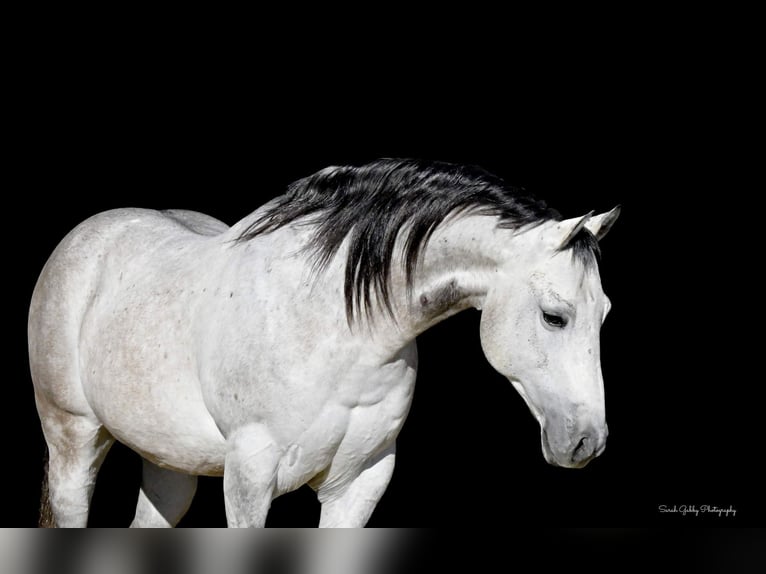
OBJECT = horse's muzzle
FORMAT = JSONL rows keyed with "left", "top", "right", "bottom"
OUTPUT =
{"left": 542, "top": 424, "right": 608, "bottom": 469}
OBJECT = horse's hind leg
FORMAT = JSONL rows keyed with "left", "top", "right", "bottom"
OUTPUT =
{"left": 40, "top": 403, "right": 114, "bottom": 527}
{"left": 130, "top": 459, "right": 198, "bottom": 527}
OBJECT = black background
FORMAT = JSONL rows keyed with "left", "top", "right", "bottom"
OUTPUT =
{"left": 6, "top": 38, "right": 762, "bottom": 528}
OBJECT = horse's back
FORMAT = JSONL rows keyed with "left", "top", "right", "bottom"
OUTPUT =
{"left": 160, "top": 209, "right": 229, "bottom": 236}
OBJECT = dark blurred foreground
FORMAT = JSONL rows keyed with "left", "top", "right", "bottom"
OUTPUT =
{"left": 1, "top": 529, "right": 764, "bottom": 574}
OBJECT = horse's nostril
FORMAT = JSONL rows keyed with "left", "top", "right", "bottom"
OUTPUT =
{"left": 571, "top": 435, "right": 593, "bottom": 464}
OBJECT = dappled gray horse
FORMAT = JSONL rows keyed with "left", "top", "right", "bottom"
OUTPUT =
{"left": 29, "top": 159, "right": 619, "bottom": 527}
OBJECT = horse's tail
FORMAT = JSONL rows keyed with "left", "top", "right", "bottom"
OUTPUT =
{"left": 39, "top": 445, "right": 55, "bottom": 528}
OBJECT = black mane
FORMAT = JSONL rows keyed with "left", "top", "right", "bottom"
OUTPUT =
{"left": 237, "top": 158, "right": 597, "bottom": 323}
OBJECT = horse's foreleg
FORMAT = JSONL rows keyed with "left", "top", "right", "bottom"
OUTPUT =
{"left": 316, "top": 445, "right": 396, "bottom": 527}
{"left": 130, "top": 459, "right": 198, "bottom": 527}
{"left": 222, "top": 424, "right": 279, "bottom": 528}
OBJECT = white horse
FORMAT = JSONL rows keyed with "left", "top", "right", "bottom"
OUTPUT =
{"left": 29, "top": 159, "right": 619, "bottom": 527}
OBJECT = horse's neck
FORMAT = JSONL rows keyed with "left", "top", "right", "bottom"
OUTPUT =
{"left": 384, "top": 215, "right": 508, "bottom": 345}
{"left": 224, "top": 210, "right": 514, "bottom": 358}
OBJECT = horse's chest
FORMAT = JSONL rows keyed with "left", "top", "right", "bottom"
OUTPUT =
{"left": 333, "top": 349, "right": 418, "bottom": 455}
{"left": 269, "top": 350, "right": 418, "bottom": 494}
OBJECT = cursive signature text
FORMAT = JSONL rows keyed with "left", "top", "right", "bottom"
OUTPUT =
{"left": 658, "top": 504, "right": 736, "bottom": 517}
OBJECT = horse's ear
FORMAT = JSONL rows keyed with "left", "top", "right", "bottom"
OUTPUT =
{"left": 585, "top": 205, "right": 621, "bottom": 241}
{"left": 555, "top": 212, "right": 593, "bottom": 250}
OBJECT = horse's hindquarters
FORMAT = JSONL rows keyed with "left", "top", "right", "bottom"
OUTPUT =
{"left": 31, "top": 208, "right": 228, "bottom": 476}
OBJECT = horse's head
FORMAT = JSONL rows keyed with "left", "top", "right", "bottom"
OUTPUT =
{"left": 480, "top": 207, "right": 620, "bottom": 468}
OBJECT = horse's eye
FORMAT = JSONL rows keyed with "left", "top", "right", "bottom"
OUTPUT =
{"left": 543, "top": 312, "right": 568, "bottom": 328}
